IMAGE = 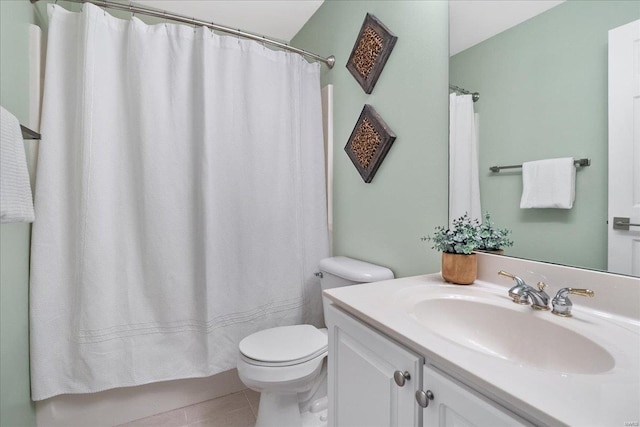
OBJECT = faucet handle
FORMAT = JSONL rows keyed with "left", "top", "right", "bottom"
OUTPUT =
{"left": 552, "top": 287, "right": 595, "bottom": 317}
{"left": 498, "top": 270, "right": 530, "bottom": 305}
{"left": 567, "top": 288, "right": 594, "bottom": 298}
{"left": 498, "top": 270, "right": 516, "bottom": 280}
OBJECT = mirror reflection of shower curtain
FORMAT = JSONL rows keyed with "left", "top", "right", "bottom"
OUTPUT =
{"left": 449, "top": 93, "right": 481, "bottom": 224}
{"left": 29, "top": 3, "right": 328, "bottom": 400}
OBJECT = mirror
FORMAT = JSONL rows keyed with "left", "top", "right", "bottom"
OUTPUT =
{"left": 449, "top": 1, "right": 639, "bottom": 274}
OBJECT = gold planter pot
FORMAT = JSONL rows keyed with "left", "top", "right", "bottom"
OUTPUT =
{"left": 441, "top": 252, "right": 477, "bottom": 285}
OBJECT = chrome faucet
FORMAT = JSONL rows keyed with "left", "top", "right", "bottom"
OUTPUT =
{"left": 551, "top": 287, "right": 595, "bottom": 317}
{"left": 498, "top": 270, "right": 550, "bottom": 310}
{"left": 524, "top": 281, "right": 551, "bottom": 310}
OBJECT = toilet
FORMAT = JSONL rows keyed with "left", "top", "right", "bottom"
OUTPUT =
{"left": 237, "top": 256, "right": 394, "bottom": 427}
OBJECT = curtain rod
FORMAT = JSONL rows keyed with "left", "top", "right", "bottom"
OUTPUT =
{"left": 449, "top": 84, "right": 479, "bottom": 102}
{"left": 30, "top": 0, "right": 335, "bottom": 69}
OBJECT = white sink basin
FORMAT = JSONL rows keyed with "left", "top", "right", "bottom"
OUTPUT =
{"left": 409, "top": 296, "right": 615, "bottom": 374}
{"left": 326, "top": 273, "right": 640, "bottom": 426}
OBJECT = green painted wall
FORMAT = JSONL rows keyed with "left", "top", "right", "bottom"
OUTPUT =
{"left": 293, "top": 1, "right": 449, "bottom": 277}
{"left": 0, "top": 0, "right": 39, "bottom": 425}
{"left": 450, "top": 0, "right": 639, "bottom": 271}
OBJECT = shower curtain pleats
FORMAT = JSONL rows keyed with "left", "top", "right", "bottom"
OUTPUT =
{"left": 29, "top": 3, "right": 328, "bottom": 400}
{"left": 449, "top": 93, "right": 482, "bottom": 223}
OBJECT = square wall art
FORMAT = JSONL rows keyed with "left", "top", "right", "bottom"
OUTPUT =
{"left": 345, "top": 105, "right": 397, "bottom": 183}
{"left": 346, "top": 13, "right": 398, "bottom": 94}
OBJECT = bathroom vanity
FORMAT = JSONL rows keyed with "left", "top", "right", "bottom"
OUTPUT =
{"left": 323, "top": 253, "right": 640, "bottom": 427}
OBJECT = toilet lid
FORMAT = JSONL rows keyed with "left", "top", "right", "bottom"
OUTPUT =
{"left": 239, "top": 325, "right": 328, "bottom": 364}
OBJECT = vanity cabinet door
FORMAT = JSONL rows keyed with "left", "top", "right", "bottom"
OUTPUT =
{"left": 421, "top": 365, "right": 531, "bottom": 427}
{"left": 327, "top": 304, "right": 423, "bottom": 427}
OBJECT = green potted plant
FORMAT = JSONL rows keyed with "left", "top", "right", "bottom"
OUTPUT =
{"left": 424, "top": 213, "right": 482, "bottom": 285}
{"left": 477, "top": 212, "right": 513, "bottom": 253}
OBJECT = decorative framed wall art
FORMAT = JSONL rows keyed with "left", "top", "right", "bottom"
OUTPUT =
{"left": 346, "top": 13, "right": 398, "bottom": 94}
{"left": 345, "top": 105, "right": 397, "bottom": 183}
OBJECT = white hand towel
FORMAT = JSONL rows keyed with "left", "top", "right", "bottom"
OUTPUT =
{"left": 1, "top": 106, "right": 35, "bottom": 223}
{"left": 520, "top": 157, "right": 576, "bottom": 209}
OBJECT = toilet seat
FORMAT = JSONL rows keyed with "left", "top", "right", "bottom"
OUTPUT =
{"left": 239, "top": 325, "right": 328, "bottom": 367}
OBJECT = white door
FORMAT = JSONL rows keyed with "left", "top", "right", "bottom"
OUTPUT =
{"left": 327, "top": 304, "right": 423, "bottom": 427}
{"left": 608, "top": 19, "right": 640, "bottom": 276}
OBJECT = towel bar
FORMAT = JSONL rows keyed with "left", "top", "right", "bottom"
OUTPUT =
{"left": 490, "top": 158, "right": 590, "bottom": 173}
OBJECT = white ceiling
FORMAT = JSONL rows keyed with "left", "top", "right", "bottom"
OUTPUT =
{"left": 135, "top": 1, "right": 566, "bottom": 53}
{"left": 449, "top": 0, "right": 566, "bottom": 56}
{"left": 137, "top": 0, "right": 324, "bottom": 42}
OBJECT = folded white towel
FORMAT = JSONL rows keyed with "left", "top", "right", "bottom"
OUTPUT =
{"left": 1, "top": 106, "right": 35, "bottom": 223}
{"left": 520, "top": 157, "right": 576, "bottom": 209}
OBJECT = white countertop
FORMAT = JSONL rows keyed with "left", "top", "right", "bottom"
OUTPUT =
{"left": 324, "top": 274, "right": 640, "bottom": 426}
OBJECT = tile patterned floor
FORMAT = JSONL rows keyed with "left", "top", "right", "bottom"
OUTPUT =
{"left": 119, "top": 389, "right": 259, "bottom": 427}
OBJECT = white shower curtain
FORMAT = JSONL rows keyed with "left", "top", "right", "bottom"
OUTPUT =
{"left": 449, "top": 93, "right": 481, "bottom": 223}
{"left": 29, "top": 4, "right": 328, "bottom": 400}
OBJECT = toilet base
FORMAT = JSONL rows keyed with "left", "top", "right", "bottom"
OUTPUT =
{"left": 255, "top": 393, "right": 328, "bottom": 427}
{"left": 301, "top": 396, "right": 328, "bottom": 427}
{"left": 255, "top": 393, "right": 302, "bottom": 427}
{"left": 253, "top": 367, "right": 328, "bottom": 427}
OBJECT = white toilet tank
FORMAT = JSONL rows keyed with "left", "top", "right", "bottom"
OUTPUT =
{"left": 318, "top": 256, "right": 394, "bottom": 324}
